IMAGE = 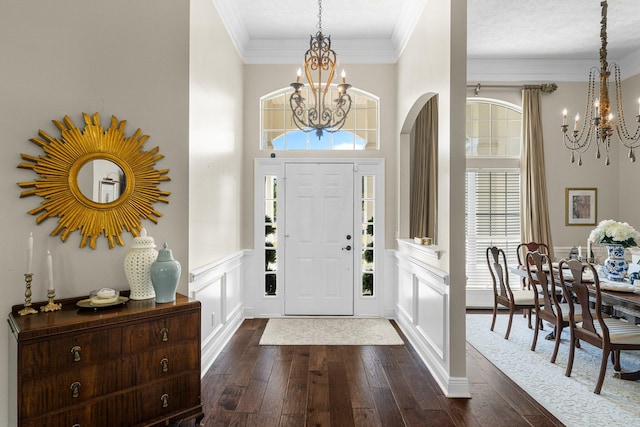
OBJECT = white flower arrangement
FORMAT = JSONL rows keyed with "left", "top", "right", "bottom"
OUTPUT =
{"left": 589, "top": 219, "right": 640, "bottom": 248}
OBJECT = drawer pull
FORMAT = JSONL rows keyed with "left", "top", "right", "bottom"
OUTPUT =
{"left": 161, "top": 357, "right": 169, "bottom": 373}
{"left": 72, "top": 424, "right": 80, "bottom": 427}
{"left": 71, "top": 346, "right": 81, "bottom": 362}
{"left": 161, "top": 393, "right": 169, "bottom": 408}
{"left": 160, "top": 327, "right": 169, "bottom": 342}
{"left": 71, "top": 381, "right": 81, "bottom": 398}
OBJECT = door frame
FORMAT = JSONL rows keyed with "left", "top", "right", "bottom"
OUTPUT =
{"left": 252, "top": 158, "right": 385, "bottom": 317}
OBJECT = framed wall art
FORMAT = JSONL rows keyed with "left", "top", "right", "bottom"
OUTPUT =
{"left": 565, "top": 187, "right": 597, "bottom": 226}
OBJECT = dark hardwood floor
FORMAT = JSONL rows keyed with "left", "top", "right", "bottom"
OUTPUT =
{"left": 181, "top": 316, "right": 562, "bottom": 427}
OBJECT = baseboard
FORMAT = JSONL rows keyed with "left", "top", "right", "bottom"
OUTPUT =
{"left": 200, "top": 306, "right": 244, "bottom": 376}
{"left": 396, "top": 309, "right": 470, "bottom": 398}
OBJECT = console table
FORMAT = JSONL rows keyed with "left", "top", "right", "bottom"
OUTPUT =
{"left": 7, "top": 293, "right": 204, "bottom": 427}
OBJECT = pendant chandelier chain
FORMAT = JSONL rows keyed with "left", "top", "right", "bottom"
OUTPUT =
{"left": 288, "top": 0, "right": 352, "bottom": 139}
{"left": 561, "top": 0, "right": 640, "bottom": 166}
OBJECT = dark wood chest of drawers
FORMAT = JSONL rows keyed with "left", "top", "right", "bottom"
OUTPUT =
{"left": 8, "top": 293, "right": 204, "bottom": 427}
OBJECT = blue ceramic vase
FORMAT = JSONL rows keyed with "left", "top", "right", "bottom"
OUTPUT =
{"left": 604, "top": 244, "right": 628, "bottom": 282}
{"left": 150, "top": 242, "right": 181, "bottom": 303}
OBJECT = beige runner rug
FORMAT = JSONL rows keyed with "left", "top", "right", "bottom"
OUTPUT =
{"left": 259, "top": 318, "right": 404, "bottom": 345}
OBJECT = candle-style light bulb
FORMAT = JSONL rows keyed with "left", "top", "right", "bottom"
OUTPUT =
{"left": 595, "top": 98, "right": 600, "bottom": 118}
{"left": 562, "top": 108, "right": 567, "bottom": 126}
{"left": 637, "top": 98, "right": 640, "bottom": 115}
{"left": 341, "top": 69, "right": 346, "bottom": 83}
{"left": 296, "top": 68, "right": 302, "bottom": 83}
{"left": 574, "top": 113, "right": 580, "bottom": 131}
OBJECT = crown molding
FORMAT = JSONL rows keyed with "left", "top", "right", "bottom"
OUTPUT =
{"left": 468, "top": 56, "right": 640, "bottom": 83}
{"left": 241, "top": 38, "right": 398, "bottom": 65}
{"left": 391, "top": 0, "right": 427, "bottom": 59}
{"left": 212, "top": 0, "right": 250, "bottom": 60}
{"left": 214, "top": 0, "right": 413, "bottom": 64}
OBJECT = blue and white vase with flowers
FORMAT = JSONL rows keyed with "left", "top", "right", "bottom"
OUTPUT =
{"left": 589, "top": 220, "right": 640, "bottom": 281}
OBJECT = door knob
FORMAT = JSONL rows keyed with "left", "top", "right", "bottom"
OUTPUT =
{"left": 342, "top": 245, "right": 352, "bottom": 251}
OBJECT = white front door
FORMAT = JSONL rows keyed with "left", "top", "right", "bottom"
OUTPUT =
{"left": 284, "top": 163, "right": 354, "bottom": 315}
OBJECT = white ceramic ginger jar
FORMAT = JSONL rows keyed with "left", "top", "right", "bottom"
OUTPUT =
{"left": 124, "top": 228, "right": 158, "bottom": 300}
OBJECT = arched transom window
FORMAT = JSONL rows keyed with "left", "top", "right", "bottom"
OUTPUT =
{"left": 260, "top": 86, "right": 379, "bottom": 150}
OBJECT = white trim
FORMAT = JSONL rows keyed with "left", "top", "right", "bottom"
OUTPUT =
{"left": 397, "top": 238, "right": 441, "bottom": 261}
{"left": 394, "top": 250, "right": 470, "bottom": 398}
{"left": 254, "top": 158, "right": 386, "bottom": 317}
{"left": 189, "top": 251, "right": 246, "bottom": 376}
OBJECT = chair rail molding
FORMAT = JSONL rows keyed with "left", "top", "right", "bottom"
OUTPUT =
{"left": 189, "top": 250, "right": 248, "bottom": 375}
{"left": 395, "top": 249, "right": 470, "bottom": 398}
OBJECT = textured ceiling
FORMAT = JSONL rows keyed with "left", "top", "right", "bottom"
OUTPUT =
{"left": 468, "top": 0, "right": 640, "bottom": 60}
{"left": 214, "top": 0, "right": 640, "bottom": 79}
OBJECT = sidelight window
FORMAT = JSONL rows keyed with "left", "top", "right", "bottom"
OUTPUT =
{"left": 264, "top": 176, "right": 278, "bottom": 296}
{"left": 362, "top": 175, "right": 375, "bottom": 296}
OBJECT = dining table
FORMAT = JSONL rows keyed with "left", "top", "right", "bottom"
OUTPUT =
{"left": 509, "top": 263, "right": 640, "bottom": 381}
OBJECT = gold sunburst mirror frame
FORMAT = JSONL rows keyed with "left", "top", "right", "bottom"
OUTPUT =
{"left": 17, "top": 113, "right": 171, "bottom": 249}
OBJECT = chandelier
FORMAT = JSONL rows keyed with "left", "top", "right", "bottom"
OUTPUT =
{"left": 561, "top": 0, "right": 640, "bottom": 165}
{"left": 289, "top": 0, "right": 352, "bottom": 139}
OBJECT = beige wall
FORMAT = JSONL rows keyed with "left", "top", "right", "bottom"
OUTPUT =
{"left": 542, "top": 82, "right": 619, "bottom": 250}
{"left": 189, "top": 0, "right": 244, "bottom": 268}
{"left": 397, "top": 0, "right": 468, "bottom": 379}
{"left": 241, "top": 64, "right": 398, "bottom": 248}
{"left": 0, "top": 1, "right": 190, "bottom": 423}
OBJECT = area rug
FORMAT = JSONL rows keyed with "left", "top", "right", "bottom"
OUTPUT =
{"left": 259, "top": 318, "right": 404, "bottom": 345}
{"left": 467, "top": 314, "right": 640, "bottom": 426}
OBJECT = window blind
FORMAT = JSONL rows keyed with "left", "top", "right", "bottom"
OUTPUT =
{"left": 466, "top": 170, "right": 521, "bottom": 288}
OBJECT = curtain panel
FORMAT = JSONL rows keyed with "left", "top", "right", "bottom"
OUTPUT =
{"left": 521, "top": 87, "right": 554, "bottom": 259}
{"left": 410, "top": 96, "right": 438, "bottom": 240}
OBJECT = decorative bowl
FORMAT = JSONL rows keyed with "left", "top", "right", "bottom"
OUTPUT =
{"left": 89, "top": 288, "right": 120, "bottom": 305}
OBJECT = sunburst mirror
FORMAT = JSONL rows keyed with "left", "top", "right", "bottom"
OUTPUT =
{"left": 17, "top": 113, "right": 170, "bottom": 249}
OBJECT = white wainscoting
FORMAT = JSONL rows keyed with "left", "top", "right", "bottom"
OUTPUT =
{"left": 189, "top": 251, "right": 247, "bottom": 376}
{"left": 394, "top": 248, "right": 467, "bottom": 397}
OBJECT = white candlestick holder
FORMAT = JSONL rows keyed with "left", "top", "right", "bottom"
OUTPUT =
{"left": 41, "top": 288, "right": 62, "bottom": 312}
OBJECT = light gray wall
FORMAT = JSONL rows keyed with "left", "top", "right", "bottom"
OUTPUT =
{"left": 0, "top": 1, "right": 189, "bottom": 423}
{"left": 189, "top": 0, "right": 244, "bottom": 268}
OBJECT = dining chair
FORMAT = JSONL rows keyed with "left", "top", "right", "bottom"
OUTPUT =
{"left": 526, "top": 251, "right": 580, "bottom": 363}
{"left": 517, "top": 242, "right": 550, "bottom": 289}
{"left": 559, "top": 258, "right": 640, "bottom": 394}
{"left": 486, "top": 246, "right": 535, "bottom": 339}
